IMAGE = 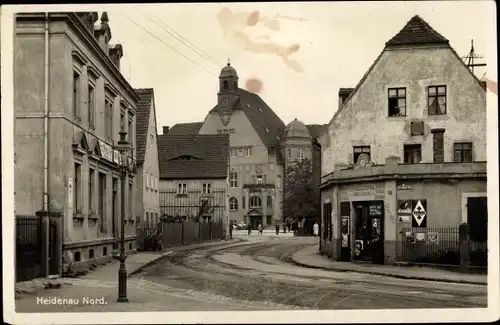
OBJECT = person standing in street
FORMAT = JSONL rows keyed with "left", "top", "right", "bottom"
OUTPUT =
{"left": 313, "top": 221, "right": 319, "bottom": 237}
{"left": 258, "top": 223, "right": 263, "bottom": 235}
{"left": 275, "top": 223, "right": 280, "bottom": 235}
{"left": 247, "top": 222, "right": 252, "bottom": 235}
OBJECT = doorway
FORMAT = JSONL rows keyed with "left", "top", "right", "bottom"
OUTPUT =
{"left": 353, "top": 201, "right": 384, "bottom": 264}
{"left": 112, "top": 178, "right": 118, "bottom": 239}
{"left": 249, "top": 216, "right": 261, "bottom": 230}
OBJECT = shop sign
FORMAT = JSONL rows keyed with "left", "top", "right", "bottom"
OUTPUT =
{"left": 369, "top": 202, "right": 383, "bottom": 216}
{"left": 415, "top": 232, "right": 426, "bottom": 242}
{"left": 412, "top": 200, "right": 427, "bottom": 227}
{"left": 98, "top": 140, "right": 114, "bottom": 162}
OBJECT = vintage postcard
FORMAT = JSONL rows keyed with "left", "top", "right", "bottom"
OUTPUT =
{"left": 1, "top": 1, "right": 498, "bottom": 324}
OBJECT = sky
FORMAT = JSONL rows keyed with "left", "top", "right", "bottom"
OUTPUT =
{"left": 57, "top": 2, "right": 500, "bottom": 129}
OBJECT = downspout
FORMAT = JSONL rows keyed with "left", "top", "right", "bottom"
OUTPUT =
{"left": 43, "top": 12, "right": 49, "bottom": 212}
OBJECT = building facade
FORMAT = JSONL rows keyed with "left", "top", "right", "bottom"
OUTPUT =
{"left": 134, "top": 88, "right": 160, "bottom": 226}
{"left": 15, "top": 12, "right": 139, "bottom": 268}
{"left": 318, "top": 16, "right": 487, "bottom": 264}
{"left": 167, "top": 63, "right": 324, "bottom": 230}
{"left": 157, "top": 133, "right": 230, "bottom": 224}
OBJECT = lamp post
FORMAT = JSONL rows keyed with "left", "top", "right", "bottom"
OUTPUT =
{"left": 116, "top": 130, "right": 133, "bottom": 303}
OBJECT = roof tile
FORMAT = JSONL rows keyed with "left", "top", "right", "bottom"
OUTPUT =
{"left": 134, "top": 88, "right": 155, "bottom": 165}
{"left": 385, "top": 15, "right": 449, "bottom": 47}
{"left": 168, "top": 122, "right": 203, "bottom": 135}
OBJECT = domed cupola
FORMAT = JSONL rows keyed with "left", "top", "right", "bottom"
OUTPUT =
{"left": 284, "top": 118, "right": 311, "bottom": 139}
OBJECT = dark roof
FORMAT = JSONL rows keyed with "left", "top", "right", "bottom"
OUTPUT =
{"left": 338, "top": 88, "right": 354, "bottom": 95}
{"left": 158, "top": 134, "right": 230, "bottom": 179}
{"left": 385, "top": 15, "right": 449, "bottom": 47}
{"left": 210, "top": 88, "right": 286, "bottom": 151}
{"left": 168, "top": 122, "right": 203, "bottom": 135}
{"left": 134, "top": 88, "right": 155, "bottom": 165}
{"left": 306, "top": 124, "right": 327, "bottom": 140}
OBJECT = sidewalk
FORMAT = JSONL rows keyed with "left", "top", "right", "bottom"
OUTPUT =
{"left": 15, "top": 238, "right": 242, "bottom": 296}
{"left": 291, "top": 245, "right": 487, "bottom": 285}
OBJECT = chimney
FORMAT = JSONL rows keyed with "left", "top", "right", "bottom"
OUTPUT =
{"left": 94, "top": 12, "right": 111, "bottom": 54}
{"left": 108, "top": 44, "right": 123, "bottom": 70}
{"left": 163, "top": 126, "right": 170, "bottom": 134}
{"left": 338, "top": 88, "right": 354, "bottom": 110}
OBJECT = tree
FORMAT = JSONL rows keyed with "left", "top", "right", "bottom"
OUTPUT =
{"left": 282, "top": 158, "right": 319, "bottom": 221}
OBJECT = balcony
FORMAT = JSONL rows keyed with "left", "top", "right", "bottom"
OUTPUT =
{"left": 320, "top": 161, "right": 487, "bottom": 188}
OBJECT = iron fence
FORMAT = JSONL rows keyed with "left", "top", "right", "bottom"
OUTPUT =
{"left": 399, "top": 226, "right": 487, "bottom": 266}
{"left": 400, "top": 227, "right": 460, "bottom": 265}
{"left": 159, "top": 188, "right": 226, "bottom": 223}
{"left": 16, "top": 215, "right": 42, "bottom": 282}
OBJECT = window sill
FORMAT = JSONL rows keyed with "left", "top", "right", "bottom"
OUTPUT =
{"left": 230, "top": 210, "right": 238, "bottom": 212}
{"left": 88, "top": 214, "right": 100, "bottom": 221}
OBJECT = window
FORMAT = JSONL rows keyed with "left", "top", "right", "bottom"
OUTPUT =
{"left": 98, "top": 172, "right": 106, "bottom": 233}
{"left": 177, "top": 183, "right": 187, "bottom": 194}
{"left": 230, "top": 148, "right": 237, "bottom": 157}
{"left": 88, "top": 84, "right": 95, "bottom": 128}
{"left": 256, "top": 175, "right": 263, "bottom": 184}
{"left": 146, "top": 212, "right": 149, "bottom": 225}
{"left": 298, "top": 149, "right": 304, "bottom": 161}
{"left": 404, "top": 144, "right": 422, "bottom": 164}
{"left": 104, "top": 99, "right": 113, "bottom": 140}
{"left": 229, "top": 197, "right": 238, "bottom": 211}
{"left": 73, "top": 71, "right": 81, "bottom": 118}
{"left": 454, "top": 142, "right": 473, "bottom": 162}
{"left": 267, "top": 196, "right": 272, "bottom": 208}
{"left": 249, "top": 196, "right": 262, "bottom": 208}
{"left": 353, "top": 146, "right": 371, "bottom": 164}
{"left": 202, "top": 183, "right": 212, "bottom": 194}
{"left": 89, "top": 249, "right": 94, "bottom": 259}
{"left": 156, "top": 213, "right": 159, "bottom": 224}
{"left": 89, "top": 168, "right": 95, "bottom": 214}
{"left": 129, "top": 183, "right": 133, "bottom": 218}
{"left": 245, "top": 147, "right": 252, "bottom": 156}
{"left": 145, "top": 172, "right": 149, "bottom": 189}
{"left": 128, "top": 119, "right": 133, "bottom": 144}
{"left": 255, "top": 164, "right": 263, "bottom": 174}
{"left": 428, "top": 85, "right": 447, "bottom": 115}
{"left": 388, "top": 87, "right": 406, "bottom": 116}
{"left": 74, "top": 252, "right": 81, "bottom": 262}
{"left": 230, "top": 172, "right": 238, "bottom": 188}
{"left": 432, "top": 129, "right": 445, "bottom": 163}
{"left": 242, "top": 196, "right": 246, "bottom": 209}
{"left": 287, "top": 149, "right": 292, "bottom": 160}
{"left": 276, "top": 176, "right": 281, "bottom": 189}
{"left": 74, "top": 163, "right": 81, "bottom": 213}
{"left": 223, "top": 80, "right": 228, "bottom": 90}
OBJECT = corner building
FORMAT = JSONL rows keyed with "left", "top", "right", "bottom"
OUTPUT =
{"left": 318, "top": 16, "right": 487, "bottom": 264}
{"left": 15, "top": 12, "right": 139, "bottom": 268}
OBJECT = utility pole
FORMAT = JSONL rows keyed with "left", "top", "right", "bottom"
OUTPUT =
{"left": 462, "top": 39, "right": 487, "bottom": 74}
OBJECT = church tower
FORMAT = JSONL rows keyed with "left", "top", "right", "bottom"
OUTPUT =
{"left": 217, "top": 61, "right": 240, "bottom": 114}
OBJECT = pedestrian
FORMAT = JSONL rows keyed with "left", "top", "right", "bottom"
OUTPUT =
{"left": 258, "top": 223, "right": 263, "bottom": 235}
{"left": 275, "top": 223, "right": 280, "bottom": 235}
{"left": 283, "top": 223, "right": 286, "bottom": 233}
{"left": 247, "top": 223, "right": 252, "bottom": 235}
{"left": 313, "top": 221, "right": 319, "bottom": 237}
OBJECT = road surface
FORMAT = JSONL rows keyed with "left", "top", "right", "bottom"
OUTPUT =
{"left": 137, "top": 236, "right": 487, "bottom": 310}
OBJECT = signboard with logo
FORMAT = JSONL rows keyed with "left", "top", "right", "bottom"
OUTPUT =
{"left": 411, "top": 199, "right": 427, "bottom": 227}
{"left": 428, "top": 231, "right": 439, "bottom": 244}
{"left": 369, "top": 202, "right": 383, "bottom": 217}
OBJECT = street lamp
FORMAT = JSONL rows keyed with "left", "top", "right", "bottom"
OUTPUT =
{"left": 116, "top": 129, "right": 133, "bottom": 303}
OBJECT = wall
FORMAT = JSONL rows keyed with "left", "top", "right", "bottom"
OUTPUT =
{"left": 136, "top": 99, "right": 160, "bottom": 225}
{"left": 320, "top": 46, "right": 487, "bottom": 177}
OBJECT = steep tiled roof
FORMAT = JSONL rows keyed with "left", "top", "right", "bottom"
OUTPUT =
{"left": 210, "top": 88, "right": 286, "bottom": 151}
{"left": 134, "top": 88, "right": 155, "bottom": 165}
{"left": 306, "top": 124, "right": 327, "bottom": 140}
{"left": 385, "top": 15, "right": 449, "bottom": 47}
{"left": 168, "top": 122, "right": 203, "bottom": 135}
{"left": 158, "top": 134, "right": 229, "bottom": 179}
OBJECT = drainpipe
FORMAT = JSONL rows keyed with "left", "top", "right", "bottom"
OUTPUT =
{"left": 43, "top": 12, "right": 49, "bottom": 213}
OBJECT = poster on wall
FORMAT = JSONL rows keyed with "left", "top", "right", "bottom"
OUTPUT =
{"left": 405, "top": 231, "right": 415, "bottom": 243}
{"left": 341, "top": 215, "right": 349, "bottom": 247}
{"left": 398, "top": 200, "right": 412, "bottom": 214}
{"left": 411, "top": 199, "right": 427, "bottom": 228}
{"left": 428, "top": 231, "right": 439, "bottom": 244}
{"left": 369, "top": 202, "right": 383, "bottom": 217}
{"left": 415, "top": 232, "right": 426, "bottom": 242}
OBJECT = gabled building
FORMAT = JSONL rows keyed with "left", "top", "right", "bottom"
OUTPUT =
{"left": 318, "top": 15, "right": 487, "bottom": 264}
{"left": 134, "top": 88, "right": 160, "bottom": 226}
{"left": 165, "top": 63, "right": 325, "bottom": 230}
{"left": 157, "top": 134, "right": 230, "bottom": 223}
{"left": 14, "top": 12, "right": 139, "bottom": 271}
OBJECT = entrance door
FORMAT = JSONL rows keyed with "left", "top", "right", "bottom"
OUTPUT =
{"left": 250, "top": 216, "right": 261, "bottom": 230}
{"left": 354, "top": 201, "right": 384, "bottom": 263}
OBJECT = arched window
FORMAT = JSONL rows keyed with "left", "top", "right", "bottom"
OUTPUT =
{"left": 249, "top": 196, "right": 262, "bottom": 208}
{"left": 229, "top": 197, "right": 238, "bottom": 211}
{"left": 223, "top": 80, "right": 228, "bottom": 90}
{"left": 267, "top": 196, "right": 273, "bottom": 208}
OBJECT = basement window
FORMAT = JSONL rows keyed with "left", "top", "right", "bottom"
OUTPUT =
{"left": 388, "top": 87, "right": 406, "bottom": 116}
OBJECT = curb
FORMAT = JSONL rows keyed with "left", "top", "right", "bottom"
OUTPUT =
{"left": 290, "top": 255, "right": 487, "bottom": 286}
{"left": 128, "top": 238, "right": 243, "bottom": 277}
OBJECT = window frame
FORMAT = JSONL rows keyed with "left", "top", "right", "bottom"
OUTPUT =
{"left": 202, "top": 183, "right": 212, "bottom": 194}
{"left": 104, "top": 97, "right": 114, "bottom": 141}
{"left": 229, "top": 172, "right": 238, "bottom": 188}
{"left": 353, "top": 146, "right": 371, "bottom": 164}
{"left": 454, "top": 142, "right": 473, "bottom": 163}
{"left": 249, "top": 196, "right": 262, "bottom": 208}
{"left": 88, "top": 167, "right": 95, "bottom": 214}
{"left": 229, "top": 197, "right": 238, "bottom": 211}
{"left": 74, "top": 162, "right": 82, "bottom": 213}
{"left": 388, "top": 87, "right": 407, "bottom": 117}
{"left": 88, "top": 81, "right": 96, "bottom": 129}
{"left": 267, "top": 195, "right": 273, "bottom": 208}
{"left": 403, "top": 144, "right": 422, "bottom": 164}
{"left": 73, "top": 70, "right": 82, "bottom": 120}
{"left": 427, "top": 85, "right": 447, "bottom": 115}
{"left": 177, "top": 183, "right": 187, "bottom": 195}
